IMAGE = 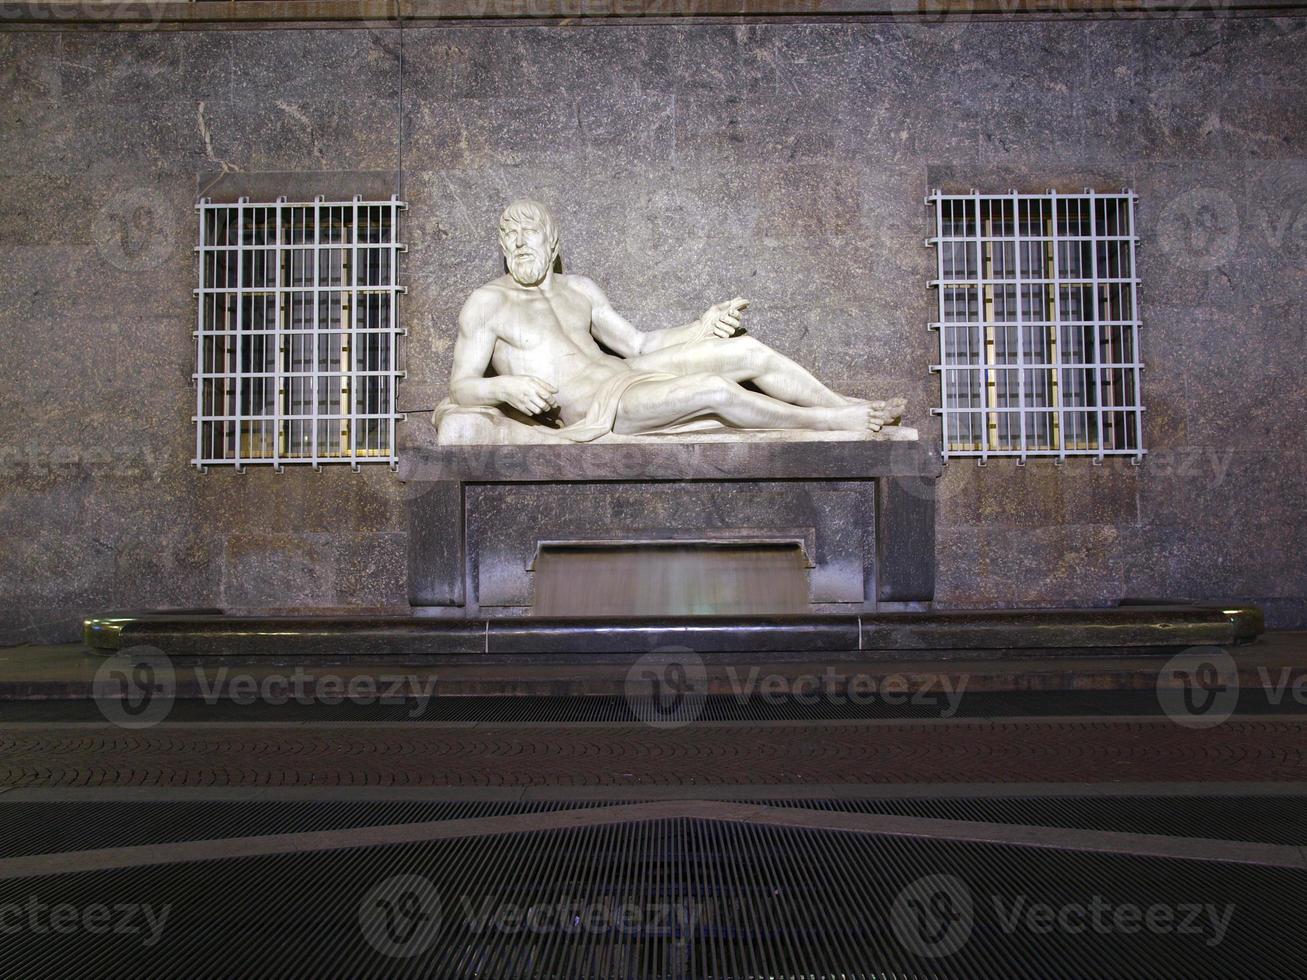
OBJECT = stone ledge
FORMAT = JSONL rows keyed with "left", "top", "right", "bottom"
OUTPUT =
{"left": 1, "top": 0, "right": 1300, "bottom": 29}
{"left": 80, "top": 604, "right": 1263, "bottom": 657}
{"left": 397, "top": 438, "right": 944, "bottom": 483}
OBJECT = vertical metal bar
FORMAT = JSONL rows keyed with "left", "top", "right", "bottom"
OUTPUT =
{"left": 234, "top": 199, "right": 245, "bottom": 471}
{"left": 1049, "top": 191, "right": 1066, "bottom": 461}
{"left": 974, "top": 190, "right": 989, "bottom": 462}
{"left": 963, "top": 222, "right": 971, "bottom": 450}
{"left": 1128, "top": 191, "right": 1144, "bottom": 459}
{"left": 1088, "top": 189, "right": 1105, "bottom": 461}
{"left": 273, "top": 199, "right": 284, "bottom": 471}
{"left": 932, "top": 192, "right": 951, "bottom": 460}
{"left": 194, "top": 201, "right": 206, "bottom": 469}
{"left": 350, "top": 196, "right": 360, "bottom": 469}
{"left": 389, "top": 198, "right": 401, "bottom": 467}
{"left": 312, "top": 197, "right": 322, "bottom": 468}
{"left": 1012, "top": 190, "right": 1027, "bottom": 461}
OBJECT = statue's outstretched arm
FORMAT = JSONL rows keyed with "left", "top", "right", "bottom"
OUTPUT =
{"left": 571, "top": 275, "right": 658, "bottom": 357}
{"left": 574, "top": 275, "right": 745, "bottom": 357}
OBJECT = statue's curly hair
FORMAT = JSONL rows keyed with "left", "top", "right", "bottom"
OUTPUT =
{"left": 498, "top": 199, "right": 558, "bottom": 252}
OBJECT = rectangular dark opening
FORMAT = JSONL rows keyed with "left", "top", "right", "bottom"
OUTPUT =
{"left": 532, "top": 541, "right": 810, "bottom": 617}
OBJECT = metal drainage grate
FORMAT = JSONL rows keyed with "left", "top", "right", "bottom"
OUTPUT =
{"left": 0, "top": 800, "right": 631, "bottom": 860}
{"left": 4, "top": 794, "right": 1307, "bottom": 864}
{"left": 752, "top": 795, "right": 1307, "bottom": 847}
{"left": 3, "top": 819, "right": 1305, "bottom": 978}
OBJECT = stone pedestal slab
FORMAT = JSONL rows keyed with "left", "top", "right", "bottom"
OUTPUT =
{"left": 399, "top": 441, "right": 943, "bottom": 615}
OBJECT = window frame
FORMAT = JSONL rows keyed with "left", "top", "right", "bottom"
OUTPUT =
{"left": 927, "top": 189, "right": 1145, "bottom": 464}
{"left": 192, "top": 194, "right": 407, "bottom": 472}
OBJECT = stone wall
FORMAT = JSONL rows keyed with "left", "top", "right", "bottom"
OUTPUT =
{"left": 2, "top": 17, "right": 1304, "bottom": 642}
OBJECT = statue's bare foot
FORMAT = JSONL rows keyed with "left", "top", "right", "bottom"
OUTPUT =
{"left": 834, "top": 396, "right": 905, "bottom": 427}
{"left": 839, "top": 394, "right": 904, "bottom": 415}
{"left": 816, "top": 403, "right": 887, "bottom": 432}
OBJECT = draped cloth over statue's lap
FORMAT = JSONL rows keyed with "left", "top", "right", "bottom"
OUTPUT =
{"left": 551, "top": 370, "right": 679, "bottom": 443}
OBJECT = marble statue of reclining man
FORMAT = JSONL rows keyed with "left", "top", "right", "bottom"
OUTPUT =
{"left": 435, "top": 199, "right": 914, "bottom": 445}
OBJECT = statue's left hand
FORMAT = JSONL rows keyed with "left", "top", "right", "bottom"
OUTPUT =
{"left": 697, "top": 297, "right": 749, "bottom": 340}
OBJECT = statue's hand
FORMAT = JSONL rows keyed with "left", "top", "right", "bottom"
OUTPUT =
{"left": 697, "top": 297, "right": 749, "bottom": 340}
{"left": 495, "top": 375, "right": 558, "bottom": 416}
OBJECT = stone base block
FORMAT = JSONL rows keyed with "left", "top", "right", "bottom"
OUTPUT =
{"left": 399, "top": 440, "right": 943, "bottom": 615}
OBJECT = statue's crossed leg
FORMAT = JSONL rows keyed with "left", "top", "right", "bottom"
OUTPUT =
{"left": 613, "top": 370, "right": 893, "bottom": 436}
{"left": 620, "top": 334, "right": 900, "bottom": 434}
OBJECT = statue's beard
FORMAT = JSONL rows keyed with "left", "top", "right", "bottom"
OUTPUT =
{"left": 507, "top": 248, "right": 550, "bottom": 286}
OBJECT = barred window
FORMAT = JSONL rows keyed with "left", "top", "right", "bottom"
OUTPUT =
{"left": 927, "top": 190, "right": 1144, "bottom": 462}
{"left": 193, "top": 195, "right": 406, "bottom": 470}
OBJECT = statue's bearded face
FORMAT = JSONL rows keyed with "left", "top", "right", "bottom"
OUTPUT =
{"left": 500, "top": 218, "right": 555, "bottom": 287}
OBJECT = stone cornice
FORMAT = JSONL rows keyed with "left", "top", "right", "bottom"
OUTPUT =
{"left": 2, "top": 0, "right": 1305, "bottom": 31}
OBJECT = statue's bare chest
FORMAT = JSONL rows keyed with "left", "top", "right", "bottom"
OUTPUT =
{"left": 496, "top": 287, "right": 593, "bottom": 351}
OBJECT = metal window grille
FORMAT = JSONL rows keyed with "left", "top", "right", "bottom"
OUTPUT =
{"left": 193, "top": 194, "right": 407, "bottom": 471}
{"left": 927, "top": 190, "right": 1144, "bottom": 463}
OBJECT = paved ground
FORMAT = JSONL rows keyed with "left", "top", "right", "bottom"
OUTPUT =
{"left": 2, "top": 715, "right": 1305, "bottom": 788}
{"left": 4, "top": 639, "right": 1306, "bottom": 976}
{"left": 1, "top": 634, "right": 1304, "bottom": 788}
